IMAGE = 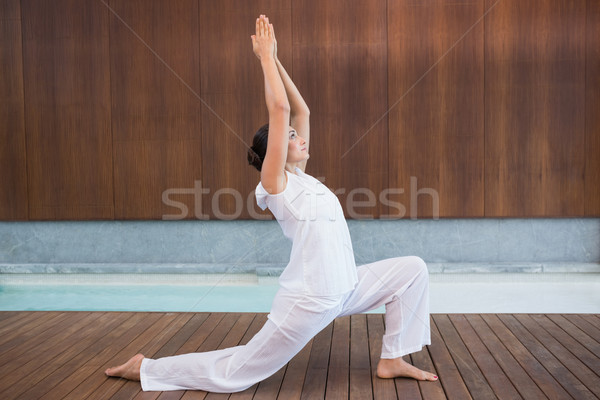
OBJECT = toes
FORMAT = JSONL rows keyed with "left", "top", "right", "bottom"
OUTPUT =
{"left": 426, "top": 373, "right": 439, "bottom": 381}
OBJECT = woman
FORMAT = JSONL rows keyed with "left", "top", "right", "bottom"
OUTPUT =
{"left": 105, "top": 15, "right": 438, "bottom": 392}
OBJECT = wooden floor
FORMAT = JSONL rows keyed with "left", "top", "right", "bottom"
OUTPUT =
{"left": 0, "top": 312, "right": 599, "bottom": 399}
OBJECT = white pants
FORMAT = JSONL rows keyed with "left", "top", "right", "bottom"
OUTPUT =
{"left": 140, "top": 256, "right": 431, "bottom": 392}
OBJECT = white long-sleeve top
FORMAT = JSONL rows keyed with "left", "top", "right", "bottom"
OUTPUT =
{"left": 255, "top": 166, "right": 358, "bottom": 296}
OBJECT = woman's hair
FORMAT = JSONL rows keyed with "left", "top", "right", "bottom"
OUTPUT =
{"left": 247, "top": 123, "right": 269, "bottom": 171}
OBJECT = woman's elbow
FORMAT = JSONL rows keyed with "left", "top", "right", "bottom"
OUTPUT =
{"left": 269, "top": 101, "right": 291, "bottom": 115}
{"left": 297, "top": 107, "right": 310, "bottom": 117}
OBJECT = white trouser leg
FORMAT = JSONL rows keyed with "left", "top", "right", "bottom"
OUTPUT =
{"left": 339, "top": 256, "right": 431, "bottom": 358}
{"left": 140, "top": 289, "right": 344, "bottom": 392}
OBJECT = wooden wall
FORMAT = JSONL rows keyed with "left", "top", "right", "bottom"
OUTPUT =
{"left": 0, "top": 0, "right": 598, "bottom": 220}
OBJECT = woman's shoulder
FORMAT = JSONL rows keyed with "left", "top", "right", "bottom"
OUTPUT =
{"left": 260, "top": 170, "right": 293, "bottom": 195}
{"left": 255, "top": 170, "right": 293, "bottom": 210}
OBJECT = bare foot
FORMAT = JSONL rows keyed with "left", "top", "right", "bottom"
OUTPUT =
{"left": 105, "top": 354, "right": 144, "bottom": 381}
{"left": 377, "top": 357, "right": 438, "bottom": 381}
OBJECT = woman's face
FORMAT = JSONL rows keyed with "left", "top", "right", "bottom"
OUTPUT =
{"left": 286, "top": 127, "right": 309, "bottom": 163}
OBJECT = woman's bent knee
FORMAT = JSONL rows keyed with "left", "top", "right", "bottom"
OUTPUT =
{"left": 403, "top": 256, "right": 428, "bottom": 276}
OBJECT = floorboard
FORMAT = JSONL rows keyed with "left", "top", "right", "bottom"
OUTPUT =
{"left": 0, "top": 312, "right": 598, "bottom": 399}
{"left": 429, "top": 315, "right": 475, "bottom": 399}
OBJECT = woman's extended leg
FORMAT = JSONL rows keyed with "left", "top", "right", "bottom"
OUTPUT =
{"left": 106, "top": 290, "right": 344, "bottom": 392}
{"left": 339, "top": 256, "right": 437, "bottom": 381}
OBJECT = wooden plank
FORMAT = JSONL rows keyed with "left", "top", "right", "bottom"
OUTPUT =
{"left": 388, "top": 0, "right": 484, "bottom": 218}
{"left": 0, "top": 0, "right": 28, "bottom": 220}
{"left": 148, "top": 313, "right": 241, "bottom": 400}
{"left": 515, "top": 314, "right": 600, "bottom": 398}
{"left": 546, "top": 315, "right": 600, "bottom": 356}
{"left": 277, "top": 337, "right": 314, "bottom": 400}
{"left": 465, "top": 314, "right": 546, "bottom": 399}
{"left": 73, "top": 313, "right": 192, "bottom": 400}
{"left": 562, "top": 314, "right": 600, "bottom": 343}
{"left": 410, "top": 345, "right": 445, "bottom": 399}
{"left": 15, "top": 312, "right": 134, "bottom": 400}
{"left": 0, "top": 312, "right": 79, "bottom": 360}
{"left": 113, "top": 139, "right": 204, "bottom": 220}
{"left": 228, "top": 314, "right": 268, "bottom": 400}
{"left": 21, "top": 0, "right": 114, "bottom": 220}
{"left": 530, "top": 315, "right": 600, "bottom": 383}
{"left": 155, "top": 387, "right": 187, "bottom": 400}
{"left": 485, "top": 0, "right": 586, "bottom": 216}
{"left": 176, "top": 314, "right": 244, "bottom": 400}
{"left": 0, "top": 311, "right": 68, "bottom": 353}
{"left": 366, "top": 314, "right": 402, "bottom": 400}
{"left": 109, "top": 0, "right": 202, "bottom": 220}
{"left": 198, "top": 1, "right": 292, "bottom": 220}
{"left": 2, "top": 313, "right": 106, "bottom": 396}
{"left": 411, "top": 316, "right": 444, "bottom": 399}
{"left": 585, "top": 0, "right": 600, "bottom": 215}
{"left": 193, "top": 313, "right": 242, "bottom": 353}
{"left": 2, "top": 312, "right": 599, "bottom": 399}
{"left": 293, "top": 0, "right": 388, "bottom": 219}
{"left": 0, "top": 312, "right": 102, "bottom": 391}
{"left": 0, "top": 311, "right": 36, "bottom": 326}
{"left": 349, "top": 315, "right": 373, "bottom": 400}
{"left": 300, "top": 322, "right": 334, "bottom": 400}
{"left": 481, "top": 314, "right": 571, "bottom": 399}
{"left": 155, "top": 313, "right": 255, "bottom": 400}
{"left": 0, "top": 311, "right": 53, "bottom": 339}
{"left": 36, "top": 313, "right": 152, "bottom": 400}
{"left": 578, "top": 314, "right": 600, "bottom": 330}
{"left": 155, "top": 313, "right": 212, "bottom": 359}
{"left": 429, "top": 315, "right": 477, "bottom": 399}
{"left": 177, "top": 315, "right": 267, "bottom": 400}
{"left": 251, "top": 363, "right": 287, "bottom": 399}
{"left": 448, "top": 314, "right": 521, "bottom": 400}
{"left": 176, "top": 313, "right": 228, "bottom": 355}
{"left": 0, "top": 312, "right": 40, "bottom": 339}
{"left": 120, "top": 313, "right": 220, "bottom": 400}
{"left": 56, "top": 313, "right": 169, "bottom": 400}
{"left": 325, "top": 316, "right": 350, "bottom": 400}
{"left": 499, "top": 314, "right": 595, "bottom": 399}
{"left": 154, "top": 311, "right": 255, "bottom": 400}
{"left": 112, "top": 313, "right": 210, "bottom": 400}
{"left": 203, "top": 313, "right": 256, "bottom": 400}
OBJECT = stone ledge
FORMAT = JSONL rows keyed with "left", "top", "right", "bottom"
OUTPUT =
{"left": 2, "top": 219, "right": 598, "bottom": 265}
{"left": 1, "top": 262, "right": 598, "bottom": 275}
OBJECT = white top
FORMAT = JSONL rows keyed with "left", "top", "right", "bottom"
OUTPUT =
{"left": 255, "top": 167, "right": 358, "bottom": 296}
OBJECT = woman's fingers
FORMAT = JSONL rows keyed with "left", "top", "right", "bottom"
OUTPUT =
{"left": 254, "top": 15, "right": 274, "bottom": 40}
{"left": 259, "top": 16, "right": 265, "bottom": 37}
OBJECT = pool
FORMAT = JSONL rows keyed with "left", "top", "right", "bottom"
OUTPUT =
{"left": 0, "top": 273, "right": 598, "bottom": 313}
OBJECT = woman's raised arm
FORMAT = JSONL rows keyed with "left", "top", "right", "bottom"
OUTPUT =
{"left": 252, "top": 15, "right": 290, "bottom": 194}
{"left": 273, "top": 31, "right": 310, "bottom": 172}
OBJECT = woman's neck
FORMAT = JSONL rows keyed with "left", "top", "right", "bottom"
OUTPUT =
{"left": 284, "top": 163, "right": 298, "bottom": 175}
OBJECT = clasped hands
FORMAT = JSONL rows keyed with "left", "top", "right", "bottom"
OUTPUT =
{"left": 251, "top": 14, "right": 278, "bottom": 61}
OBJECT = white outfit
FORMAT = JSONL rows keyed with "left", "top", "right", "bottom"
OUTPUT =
{"left": 140, "top": 167, "right": 431, "bottom": 392}
{"left": 255, "top": 166, "right": 358, "bottom": 295}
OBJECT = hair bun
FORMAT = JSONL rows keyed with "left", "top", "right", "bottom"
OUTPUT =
{"left": 247, "top": 146, "right": 263, "bottom": 171}
{"left": 248, "top": 123, "right": 269, "bottom": 172}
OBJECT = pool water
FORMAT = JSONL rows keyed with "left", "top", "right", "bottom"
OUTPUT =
{"left": 0, "top": 284, "right": 280, "bottom": 313}
{"left": 0, "top": 273, "right": 598, "bottom": 313}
